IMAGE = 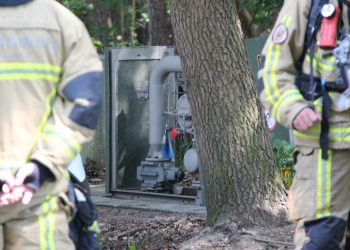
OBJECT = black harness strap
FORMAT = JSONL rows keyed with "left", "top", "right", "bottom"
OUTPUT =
{"left": 297, "top": 0, "right": 329, "bottom": 70}
{"left": 320, "top": 86, "right": 332, "bottom": 159}
{"left": 303, "top": 0, "right": 329, "bottom": 100}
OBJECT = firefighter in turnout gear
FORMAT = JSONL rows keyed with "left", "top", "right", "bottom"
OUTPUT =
{"left": 0, "top": 0, "right": 102, "bottom": 249}
{"left": 259, "top": 0, "right": 350, "bottom": 249}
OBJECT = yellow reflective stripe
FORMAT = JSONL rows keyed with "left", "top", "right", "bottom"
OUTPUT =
{"left": 294, "top": 130, "right": 319, "bottom": 140}
{"left": 313, "top": 98, "right": 323, "bottom": 114}
{"left": 0, "top": 63, "right": 61, "bottom": 83}
{"left": 332, "top": 135, "right": 350, "bottom": 142}
{"left": 48, "top": 198, "right": 57, "bottom": 250}
{"left": 316, "top": 150, "right": 332, "bottom": 218}
{"left": 283, "top": 16, "right": 292, "bottom": 27}
{"left": 314, "top": 53, "right": 335, "bottom": 60}
{"left": 0, "top": 74, "right": 60, "bottom": 83}
{"left": 316, "top": 151, "right": 323, "bottom": 218}
{"left": 263, "top": 43, "right": 282, "bottom": 105}
{"left": 263, "top": 16, "right": 292, "bottom": 106}
{"left": 294, "top": 123, "right": 320, "bottom": 139}
{"left": 294, "top": 124, "right": 350, "bottom": 140}
{"left": 43, "top": 125, "right": 81, "bottom": 152}
{"left": 40, "top": 134, "right": 78, "bottom": 159}
{"left": 39, "top": 196, "right": 57, "bottom": 250}
{"left": 314, "top": 53, "right": 336, "bottom": 63}
{"left": 271, "top": 45, "right": 281, "bottom": 101}
{"left": 306, "top": 54, "right": 336, "bottom": 71}
{"left": 39, "top": 211, "right": 47, "bottom": 250}
{"left": 25, "top": 86, "right": 57, "bottom": 162}
{"left": 328, "top": 127, "right": 350, "bottom": 142}
{"left": 65, "top": 170, "right": 70, "bottom": 180}
{"left": 0, "top": 63, "right": 61, "bottom": 72}
{"left": 305, "top": 55, "right": 318, "bottom": 71}
{"left": 318, "top": 62, "right": 336, "bottom": 71}
{"left": 41, "top": 126, "right": 81, "bottom": 159}
{"left": 272, "top": 89, "right": 304, "bottom": 123}
{"left": 263, "top": 43, "right": 279, "bottom": 105}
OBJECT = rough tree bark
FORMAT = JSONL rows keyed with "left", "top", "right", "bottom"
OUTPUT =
{"left": 148, "top": 0, "right": 173, "bottom": 45}
{"left": 170, "top": 0, "right": 287, "bottom": 226}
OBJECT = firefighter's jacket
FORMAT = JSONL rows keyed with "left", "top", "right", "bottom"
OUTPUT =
{"left": 259, "top": 0, "right": 350, "bottom": 149}
{"left": 0, "top": 0, "right": 103, "bottom": 203}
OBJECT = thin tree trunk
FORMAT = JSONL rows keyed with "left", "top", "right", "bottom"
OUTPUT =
{"left": 120, "top": 1, "right": 125, "bottom": 39}
{"left": 130, "top": 0, "right": 136, "bottom": 43}
{"left": 148, "top": 0, "right": 173, "bottom": 45}
{"left": 235, "top": 0, "right": 259, "bottom": 37}
{"left": 170, "top": 0, "right": 287, "bottom": 226}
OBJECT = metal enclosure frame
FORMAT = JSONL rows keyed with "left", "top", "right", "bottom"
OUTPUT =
{"left": 104, "top": 47, "right": 174, "bottom": 194}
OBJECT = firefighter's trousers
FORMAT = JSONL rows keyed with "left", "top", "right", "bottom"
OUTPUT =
{"left": 0, "top": 193, "right": 74, "bottom": 250}
{"left": 289, "top": 147, "right": 350, "bottom": 249}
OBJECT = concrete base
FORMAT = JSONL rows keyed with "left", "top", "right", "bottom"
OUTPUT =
{"left": 90, "top": 183, "right": 207, "bottom": 215}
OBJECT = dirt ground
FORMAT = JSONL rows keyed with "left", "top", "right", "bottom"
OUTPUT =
{"left": 87, "top": 162, "right": 295, "bottom": 250}
{"left": 97, "top": 206, "right": 295, "bottom": 250}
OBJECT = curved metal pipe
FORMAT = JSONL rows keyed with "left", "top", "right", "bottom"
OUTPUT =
{"left": 149, "top": 56, "right": 182, "bottom": 158}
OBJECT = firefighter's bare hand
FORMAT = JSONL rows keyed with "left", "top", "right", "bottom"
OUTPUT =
{"left": 0, "top": 171, "right": 15, "bottom": 193}
{"left": 0, "top": 185, "right": 30, "bottom": 207}
{"left": 14, "top": 162, "right": 39, "bottom": 205}
{"left": 0, "top": 163, "right": 41, "bottom": 206}
{"left": 293, "top": 107, "right": 322, "bottom": 132}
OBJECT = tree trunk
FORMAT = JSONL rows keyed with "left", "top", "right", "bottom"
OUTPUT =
{"left": 130, "top": 0, "right": 136, "bottom": 44}
{"left": 235, "top": 0, "right": 259, "bottom": 37}
{"left": 148, "top": 0, "right": 173, "bottom": 45}
{"left": 170, "top": 0, "right": 287, "bottom": 226}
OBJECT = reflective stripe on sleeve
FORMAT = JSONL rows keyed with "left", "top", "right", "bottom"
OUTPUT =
{"left": 0, "top": 63, "right": 61, "bottom": 83}
{"left": 271, "top": 89, "right": 304, "bottom": 123}
{"left": 262, "top": 16, "right": 292, "bottom": 106}
{"left": 26, "top": 86, "right": 58, "bottom": 162}
{"left": 263, "top": 43, "right": 281, "bottom": 105}
{"left": 40, "top": 125, "right": 81, "bottom": 160}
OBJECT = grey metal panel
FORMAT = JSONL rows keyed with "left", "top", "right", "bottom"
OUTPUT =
{"left": 104, "top": 49, "right": 112, "bottom": 194}
{"left": 245, "top": 35, "right": 268, "bottom": 85}
{"left": 110, "top": 49, "right": 119, "bottom": 191}
{"left": 116, "top": 46, "right": 173, "bottom": 61}
{"left": 105, "top": 47, "right": 175, "bottom": 193}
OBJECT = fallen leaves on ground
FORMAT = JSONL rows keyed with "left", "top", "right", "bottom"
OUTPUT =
{"left": 97, "top": 206, "right": 294, "bottom": 250}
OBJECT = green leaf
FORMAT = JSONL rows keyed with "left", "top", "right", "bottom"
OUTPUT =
{"left": 128, "top": 244, "right": 137, "bottom": 250}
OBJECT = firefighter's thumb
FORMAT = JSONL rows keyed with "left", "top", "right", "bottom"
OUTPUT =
{"left": 0, "top": 171, "right": 15, "bottom": 193}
